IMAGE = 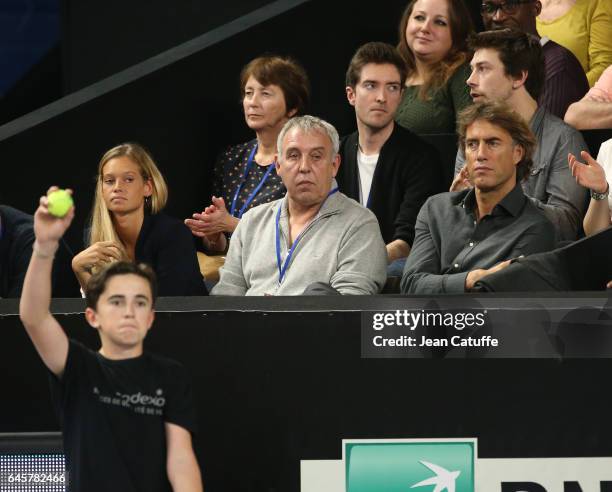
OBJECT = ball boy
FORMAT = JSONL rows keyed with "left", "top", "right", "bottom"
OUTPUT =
{"left": 19, "top": 188, "right": 203, "bottom": 492}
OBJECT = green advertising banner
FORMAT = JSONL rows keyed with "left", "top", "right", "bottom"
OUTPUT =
{"left": 345, "top": 439, "right": 476, "bottom": 492}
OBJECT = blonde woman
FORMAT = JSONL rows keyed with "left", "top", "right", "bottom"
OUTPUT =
{"left": 72, "top": 143, "right": 206, "bottom": 295}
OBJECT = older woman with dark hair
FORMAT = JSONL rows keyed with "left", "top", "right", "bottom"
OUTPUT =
{"left": 185, "top": 55, "right": 310, "bottom": 256}
{"left": 395, "top": 0, "right": 474, "bottom": 134}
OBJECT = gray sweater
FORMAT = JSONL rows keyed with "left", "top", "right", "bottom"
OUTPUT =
{"left": 212, "top": 187, "right": 387, "bottom": 296}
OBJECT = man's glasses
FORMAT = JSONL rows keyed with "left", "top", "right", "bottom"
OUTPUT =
{"left": 481, "top": 0, "right": 533, "bottom": 15}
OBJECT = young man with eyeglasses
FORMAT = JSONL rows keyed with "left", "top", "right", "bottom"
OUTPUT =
{"left": 479, "top": 0, "right": 588, "bottom": 119}
{"left": 452, "top": 29, "right": 588, "bottom": 242}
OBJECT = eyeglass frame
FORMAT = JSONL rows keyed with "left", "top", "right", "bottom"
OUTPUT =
{"left": 480, "top": 0, "right": 534, "bottom": 16}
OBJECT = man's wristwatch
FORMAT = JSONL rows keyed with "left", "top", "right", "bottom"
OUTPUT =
{"left": 591, "top": 183, "right": 610, "bottom": 201}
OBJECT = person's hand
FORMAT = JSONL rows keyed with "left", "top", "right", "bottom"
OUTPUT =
{"left": 450, "top": 165, "right": 472, "bottom": 192}
{"left": 33, "top": 187, "right": 75, "bottom": 247}
{"left": 185, "top": 196, "right": 238, "bottom": 236}
{"left": 568, "top": 151, "right": 608, "bottom": 194}
{"left": 71, "top": 241, "right": 123, "bottom": 274}
{"left": 585, "top": 89, "right": 612, "bottom": 103}
{"left": 202, "top": 231, "right": 228, "bottom": 253}
{"left": 465, "top": 259, "right": 511, "bottom": 291}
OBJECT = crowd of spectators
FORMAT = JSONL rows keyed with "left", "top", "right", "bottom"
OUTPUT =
{"left": 9, "top": 3, "right": 612, "bottom": 489}
{"left": 2, "top": 0, "right": 612, "bottom": 298}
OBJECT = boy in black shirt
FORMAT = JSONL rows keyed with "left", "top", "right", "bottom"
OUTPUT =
{"left": 19, "top": 188, "right": 203, "bottom": 492}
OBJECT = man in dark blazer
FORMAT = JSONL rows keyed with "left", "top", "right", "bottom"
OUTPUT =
{"left": 1, "top": 204, "right": 79, "bottom": 298}
{"left": 338, "top": 42, "right": 442, "bottom": 276}
{"left": 0, "top": 205, "right": 35, "bottom": 297}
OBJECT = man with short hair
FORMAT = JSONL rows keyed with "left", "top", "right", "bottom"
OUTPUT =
{"left": 402, "top": 102, "right": 556, "bottom": 294}
{"left": 479, "top": 0, "right": 588, "bottom": 119}
{"left": 212, "top": 115, "right": 387, "bottom": 295}
{"left": 1, "top": 204, "right": 77, "bottom": 297}
{"left": 453, "top": 28, "right": 588, "bottom": 241}
{"left": 565, "top": 65, "right": 612, "bottom": 129}
{"left": 337, "top": 42, "right": 441, "bottom": 275}
{"left": 19, "top": 190, "right": 203, "bottom": 492}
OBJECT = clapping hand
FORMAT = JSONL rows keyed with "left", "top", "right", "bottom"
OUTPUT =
{"left": 185, "top": 196, "right": 239, "bottom": 237}
{"left": 568, "top": 151, "right": 608, "bottom": 194}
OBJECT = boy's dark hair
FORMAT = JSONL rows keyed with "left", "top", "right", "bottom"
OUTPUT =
{"left": 468, "top": 28, "right": 544, "bottom": 101}
{"left": 457, "top": 101, "right": 536, "bottom": 182}
{"left": 345, "top": 41, "right": 408, "bottom": 88}
{"left": 85, "top": 261, "right": 157, "bottom": 309}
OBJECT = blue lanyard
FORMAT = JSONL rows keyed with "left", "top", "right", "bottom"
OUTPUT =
{"left": 230, "top": 144, "right": 275, "bottom": 219}
{"left": 275, "top": 187, "right": 339, "bottom": 285}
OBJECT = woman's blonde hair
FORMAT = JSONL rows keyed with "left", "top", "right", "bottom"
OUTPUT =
{"left": 88, "top": 143, "right": 168, "bottom": 257}
{"left": 397, "top": 0, "right": 474, "bottom": 99}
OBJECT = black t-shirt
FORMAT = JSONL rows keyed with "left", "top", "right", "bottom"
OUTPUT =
{"left": 50, "top": 340, "right": 197, "bottom": 492}
{"left": 82, "top": 212, "right": 208, "bottom": 297}
{"left": 134, "top": 213, "right": 208, "bottom": 296}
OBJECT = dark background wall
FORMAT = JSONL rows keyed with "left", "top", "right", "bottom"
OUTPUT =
{"left": 0, "top": 0, "right": 59, "bottom": 97}
{"left": 61, "top": 0, "right": 277, "bottom": 92}
{"left": 1, "top": 0, "right": 486, "bottom": 128}
{"left": 0, "top": 0, "right": 60, "bottom": 125}
{"left": 2, "top": 0, "right": 330, "bottom": 124}
{"left": 60, "top": 0, "right": 483, "bottom": 93}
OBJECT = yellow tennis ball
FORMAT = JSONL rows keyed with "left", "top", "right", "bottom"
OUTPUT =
{"left": 47, "top": 189, "right": 74, "bottom": 218}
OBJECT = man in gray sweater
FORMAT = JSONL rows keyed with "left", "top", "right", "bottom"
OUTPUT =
{"left": 212, "top": 115, "right": 387, "bottom": 296}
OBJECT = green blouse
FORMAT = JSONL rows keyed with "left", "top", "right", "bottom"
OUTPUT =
{"left": 395, "top": 62, "right": 472, "bottom": 135}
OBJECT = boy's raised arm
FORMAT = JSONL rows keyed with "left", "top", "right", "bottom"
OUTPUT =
{"left": 19, "top": 188, "right": 74, "bottom": 377}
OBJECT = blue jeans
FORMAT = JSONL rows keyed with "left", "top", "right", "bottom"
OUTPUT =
{"left": 387, "top": 257, "right": 407, "bottom": 278}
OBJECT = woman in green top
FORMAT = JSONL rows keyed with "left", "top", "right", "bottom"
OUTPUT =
{"left": 396, "top": 0, "right": 474, "bottom": 135}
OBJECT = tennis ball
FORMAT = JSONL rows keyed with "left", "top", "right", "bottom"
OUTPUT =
{"left": 47, "top": 189, "right": 74, "bottom": 218}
